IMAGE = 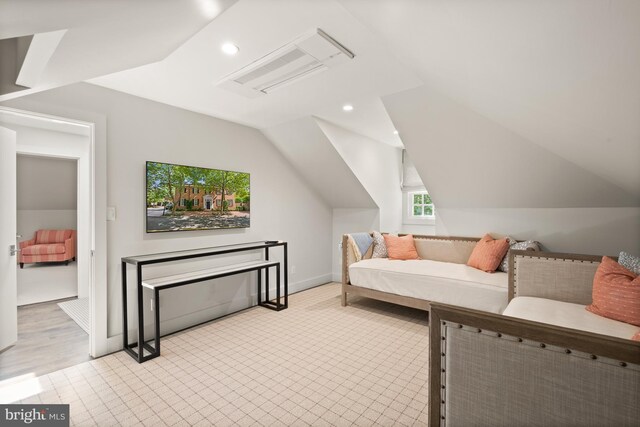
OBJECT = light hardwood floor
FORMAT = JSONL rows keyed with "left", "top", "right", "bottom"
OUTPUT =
{"left": 0, "top": 298, "right": 91, "bottom": 381}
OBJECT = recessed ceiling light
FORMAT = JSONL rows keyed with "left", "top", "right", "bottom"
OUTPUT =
{"left": 342, "top": 104, "right": 354, "bottom": 112}
{"left": 393, "top": 130, "right": 399, "bottom": 135}
{"left": 221, "top": 43, "right": 239, "bottom": 56}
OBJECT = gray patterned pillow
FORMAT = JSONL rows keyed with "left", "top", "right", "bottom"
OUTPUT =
{"left": 498, "top": 237, "right": 540, "bottom": 273}
{"left": 619, "top": 251, "right": 640, "bottom": 275}
{"left": 371, "top": 231, "right": 388, "bottom": 258}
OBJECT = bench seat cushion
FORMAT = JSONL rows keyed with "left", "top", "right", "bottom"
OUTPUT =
{"left": 348, "top": 258, "right": 508, "bottom": 313}
{"left": 22, "top": 244, "right": 66, "bottom": 256}
{"left": 503, "top": 296, "right": 640, "bottom": 340}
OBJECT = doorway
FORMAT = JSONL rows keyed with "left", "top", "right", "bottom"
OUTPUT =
{"left": 0, "top": 109, "right": 97, "bottom": 380}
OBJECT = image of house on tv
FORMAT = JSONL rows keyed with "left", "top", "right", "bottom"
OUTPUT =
{"left": 146, "top": 161, "right": 250, "bottom": 232}
{"left": 173, "top": 185, "right": 247, "bottom": 211}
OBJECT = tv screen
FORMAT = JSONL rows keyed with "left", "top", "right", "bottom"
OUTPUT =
{"left": 146, "top": 161, "right": 250, "bottom": 233}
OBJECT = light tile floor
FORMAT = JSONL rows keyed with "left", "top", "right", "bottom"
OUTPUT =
{"left": 6, "top": 283, "right": 429, "bottom": 426}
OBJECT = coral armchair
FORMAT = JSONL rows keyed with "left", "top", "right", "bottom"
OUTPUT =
{"left": 19, "top": 229, "right": 76, "bottom": 268}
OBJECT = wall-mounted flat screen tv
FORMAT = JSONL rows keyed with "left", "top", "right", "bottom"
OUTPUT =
{"left": 146, "top": 161, "right": 250, "bottom": 233}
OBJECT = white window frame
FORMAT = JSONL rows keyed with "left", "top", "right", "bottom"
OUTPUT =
{"left": 403, "top": 190, "right": 435, "bottom": 225}
{"left": 194, "top": 198, "right": 198, "bottom": 206}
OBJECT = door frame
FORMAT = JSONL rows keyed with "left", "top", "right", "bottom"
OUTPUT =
{"left": 0, "top": 106, "right": 106, "bottom": 358}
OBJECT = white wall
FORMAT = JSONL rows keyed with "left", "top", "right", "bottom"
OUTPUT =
{"left": 316, "top": 119, "right": 403, "bottom": 232}
{"left": 3, "top": 83, "right": 334, "bottom": 342}
{"left": 17, "top": 155, "right": 77, "bottom": 209}
{"left": 314, "top": 120, "right": 407, "bottom": 280}
{"left": 437, "top": 207, "right": 640, "bottom": 256}
{"left": 16, "top": 210, "right": 77, "bottom": 247}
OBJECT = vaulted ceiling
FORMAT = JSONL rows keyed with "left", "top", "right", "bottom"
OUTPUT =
{"left": 2, "top": 0, "right": 639, "bottom": 209}
{"left": 342, "top": 0, "right": 640, "bottom": 201}
{"left": 88, "top": 0, "right": 421, "bottom": 144}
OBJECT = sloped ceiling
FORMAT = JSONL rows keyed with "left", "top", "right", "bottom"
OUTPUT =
{"left": 2, "top": 0, "right": 638, "bottom": 212}
{"left": 0, "top": 0, "right": 237, "bottom": 101}
{"left": 88, "top": 0, "right": 421, "bottom": 136}
{"left": 341, "top": 0, "right": 640, "bottom": 203}
{"left": 384, "top": 85, "right": 639, "bottom": 208}
{"left": 262, "top": 117, "right": 376, "bottom": 209}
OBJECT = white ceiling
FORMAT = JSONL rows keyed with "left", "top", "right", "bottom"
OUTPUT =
{"left": 89, "top": 0, "right": 421, "bottom": 144}
{"left": 314, "top": 96, "right": 403, "bottom": 148}
{"left": 262, "top": 117, "right": 377, "bottom": 209}
{"left": 340, "top": 0, "right": 640, "bottom": 199}
{"left": 2, "top": 0, "right": 638, "bottom": 205}
{"left": 0, "top": 0, "right": 237, "bottom": 101}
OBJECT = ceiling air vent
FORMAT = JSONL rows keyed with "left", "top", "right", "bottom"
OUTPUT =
{"left": 216, "top": 28, "right": 354, "bottom": 98}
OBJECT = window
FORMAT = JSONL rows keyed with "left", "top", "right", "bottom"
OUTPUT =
{"left": 410, "top": 192, "right": 434, "bottom": 218}
{"left": 228, "top": 199, "right": 233, "bottom": 207}
{"left": 194, "top": 199, "right": 198, "bottom": 206}
{"left": 180, "top": 198, "right": 186, "bottom": 207}
{"left": 184, "top": 187, "right": 188, "bottom": 193}
{"left": 194, "top": 187, "right": 199, "bottom": 194}
{"left": 401, "top": 150, "right": 434, "bottom": 225}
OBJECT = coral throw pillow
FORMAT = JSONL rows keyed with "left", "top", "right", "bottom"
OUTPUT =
{"left": 467, "top": 234, "right": 510, "bottom": 273}
{"left": 586, "top": 256, "right": 640, "bottom": 327}
{"left": 383, "top": 234, "right": 419, "bottom": 260}
{"left": 632, "top": 331, "right": 640, "bottom": 341}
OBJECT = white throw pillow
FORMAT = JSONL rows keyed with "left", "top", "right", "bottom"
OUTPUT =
{"left": 371, "top": 231, "right": 388, "bottom": 258}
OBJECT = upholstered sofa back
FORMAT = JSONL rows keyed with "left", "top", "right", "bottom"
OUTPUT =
{"left": 509, "top": 250, "right": 608, "bottom": 305}
{"left": 430, "top": 303, "right": 640, "bottom": 426}
{"left": 35, "top": 229, "right": 74, "bottom": 244}
{"left": 413, "top": 236, "right": 479, "bottom": 264}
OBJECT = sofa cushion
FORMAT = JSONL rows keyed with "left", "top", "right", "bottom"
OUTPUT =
{"left": 349, "top": 258, "right": 508, "bottom": 313}
{"left": 504, "top": 296, "right": 640, "bottom": 340}
{"left": 414, "top": 238, "right": 477, "bottom": 264}
{"left": 371, "top": 231, "right": 388, "bottom": 258}
{"left": 467, "top": 234, "right": 509, "bottom": 272}
{"left": 35, "top": 229, "right": 73, "bottom": 244}
{"left": 384, "top": 234, "right": 419, "bottom": 260}
{"left": 22, "top": 244, "right": 66, "bottom": 256}
{"left": 586, "top": 256, "right": 640, "bottom": 326}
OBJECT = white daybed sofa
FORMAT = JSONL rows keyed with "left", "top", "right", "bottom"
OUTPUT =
{"left": 341, "top": 234, "right": 514, "bottom": 314}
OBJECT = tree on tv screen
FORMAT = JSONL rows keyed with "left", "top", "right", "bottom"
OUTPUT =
{"left": 147, "top": 162, "right": 249, "bottom": 214}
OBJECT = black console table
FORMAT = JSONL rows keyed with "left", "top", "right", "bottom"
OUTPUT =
{"left": 121, "top": 241, "right": 288, "bottom": 363}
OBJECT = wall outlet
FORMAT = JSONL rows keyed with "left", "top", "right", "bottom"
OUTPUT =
{"left": 291, "top": 265, "right": 296, "bottom": 275}
{"left": 338, "top": 242, "right": 342, "bottom": 250}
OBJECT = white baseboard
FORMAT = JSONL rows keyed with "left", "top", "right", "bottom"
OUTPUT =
{"left": 100, "top": 273, "right": 332, "bottom": 356}
{"left": 289, "top": 273, "right": 333, "bottom": 294}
